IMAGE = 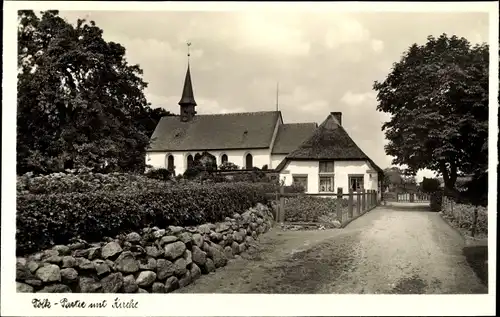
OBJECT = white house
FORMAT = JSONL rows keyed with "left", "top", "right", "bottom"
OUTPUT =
{"left": 146, "top": 63, "right": 383, "bottom": 196}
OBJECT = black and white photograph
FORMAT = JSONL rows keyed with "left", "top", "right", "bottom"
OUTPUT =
{"left": 2, "top": 1, "right": 497, "bottom": 316}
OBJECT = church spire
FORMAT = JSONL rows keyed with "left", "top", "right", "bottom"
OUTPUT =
{"left": 179, "top": 42, "right": 197, "bottom": 122}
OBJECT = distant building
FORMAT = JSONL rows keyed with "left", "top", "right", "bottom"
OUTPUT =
{"left": 147, "top": 62, "right": 383, "bottom": 195}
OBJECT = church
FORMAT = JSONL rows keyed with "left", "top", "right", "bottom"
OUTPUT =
{"left": 147, "top": 62, "right": 383, "bottom": 196}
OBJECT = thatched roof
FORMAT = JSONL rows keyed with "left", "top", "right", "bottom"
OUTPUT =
{"left": 148, "top": 111, "right": 281, "bottom": 151}
{"left": 275, "top": 113, "right": 383, "bottom": 173}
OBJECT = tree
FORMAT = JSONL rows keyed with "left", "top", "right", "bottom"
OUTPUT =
{"left": 374, "top": 34, "right": 488, "bottom": 193}
{"left": 17, "top": 10, "right": 160, "bottom": 174}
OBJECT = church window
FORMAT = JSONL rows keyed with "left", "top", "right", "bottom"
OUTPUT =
{"left": 245, "top": 153, "right": 253, "bottom": 169}
{"left": 166, "top": 154, "right": 174, "bottom": 172}
{"left": 187, "top": 154, "right": 194, "bottom": 169}
{"left": 221, "top": 154, "right": 228, "bottom": 164}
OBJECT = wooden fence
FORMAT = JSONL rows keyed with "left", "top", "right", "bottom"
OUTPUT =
{"left": 266, "top": 187, "right": 379, "bottom": 227}
{"left": 383, "top": 191, "right": 430, "bottom": 203}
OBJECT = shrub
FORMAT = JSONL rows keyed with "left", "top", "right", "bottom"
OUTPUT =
{"left": 283, "top": 183, "right": 305, "bottom": 193}
{"left": 219, "top": 162, "right": 239, "bottom": 171}
{"left": 421, "top": 177, "right": 441, "bottom": 193}
{"left": 145, "top": 168, "right": 172, "bottom": 181}
{"left": 284, "top": 196, "right": 349, "bottom": 222}
{"left": 442, "top": 199, "right": 488, "bottom": 238}
{"left": 16, "top": 182, "right": 272, "bottom": 255}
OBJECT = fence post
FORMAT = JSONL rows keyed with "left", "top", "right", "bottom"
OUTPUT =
{"left": 336, "top": 187, "right": 343, "bottom": 223}
{"left": 361, "top": 188, "right": 366, "bottom": 212}
{"left": 348, "top": 188, "right": 354, "bottom": 218}
{"left": 410, "top": 192, "right": 415, "bottom": 202}
{"left": 279, "top": 186, "right": 285, "bottom": 223}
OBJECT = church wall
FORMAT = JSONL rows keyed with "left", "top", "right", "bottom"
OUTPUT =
{"left": 146, "top": 148, "right": 271, "bottom": 176}
{"left": 270, "top": 154, "right": 286, "bottom": 169}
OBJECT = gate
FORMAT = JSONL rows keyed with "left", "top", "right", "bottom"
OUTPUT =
{"left": 383, "top": 191, "right": 430, "bottom": 203}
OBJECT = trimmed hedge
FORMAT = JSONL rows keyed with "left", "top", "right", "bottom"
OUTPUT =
{"left": 16, "top": 182, "right": 273, "bottom": 256}
{"left": 284, "top": 195, "right": 349, "bottom": 222}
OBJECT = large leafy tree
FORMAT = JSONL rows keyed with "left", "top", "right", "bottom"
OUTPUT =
{"left": 374, "top": 34, "right": 489, "bottom": 193}
{"left": 17, "top": 10, "right": 171, "bottom": 174}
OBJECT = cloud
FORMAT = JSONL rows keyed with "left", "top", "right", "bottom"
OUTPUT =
{"left": 340, "top": 90, "right": 377, "bottom": 107}
{"left": 370, "top": 39, "right": 384, "bottom": 53}
{"left": 324, "top": 17, "right": 371, "bottom": 49}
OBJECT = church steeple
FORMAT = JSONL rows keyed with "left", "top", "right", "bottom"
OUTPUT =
{"left": 179, "top": 42, "right": 197, "bottom": 122}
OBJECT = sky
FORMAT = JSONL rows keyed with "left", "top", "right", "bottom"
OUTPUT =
{"left": 58, "top": 10, "right": 490, "bottom": 181}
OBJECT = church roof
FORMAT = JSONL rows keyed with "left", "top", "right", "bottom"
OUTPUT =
{"left": 275, "top": 113, "right": 383, "bottom": 173}
{"left": 271, "top": 123, "right": 318, "bottom": 154}
{"left": 148, "top": 111, "right": 281, "bottom": 151}
{"left": 179, "top": 64, "right": 197, "bottom": 107}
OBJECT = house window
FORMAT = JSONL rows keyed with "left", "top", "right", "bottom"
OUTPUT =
{"left": 166, "top": 155, "right": 174, "bottom": 172}
{"left": 319, "top": 176, "right": 334, "bottom": 192}
{"left": 319, "top": 161, "right": 335, "bottom": 173}
{"left": 319, "top": 161, "right": 334, "bottom": 192}
{"left": 292, "top": 175, "right": 308, "bottom": 192}
{"left": 221, "top": 154, "right": 228, "bottom": 164}
{"left": 349, "top": 175, "right": 364, "bottom": 192}
{"left": 245, "top": 153, "right": 253, "bottom": 169}
{"left": 187, "top": 155, "right": 194, "bottom": 169}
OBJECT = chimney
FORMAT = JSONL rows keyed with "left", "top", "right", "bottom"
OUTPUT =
{"left": 331, "top": 112, "right": 342, "bottom": 125}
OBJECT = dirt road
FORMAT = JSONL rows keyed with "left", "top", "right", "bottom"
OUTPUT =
{"left": 176, "top": 203, "right": 488, "bottom": 294}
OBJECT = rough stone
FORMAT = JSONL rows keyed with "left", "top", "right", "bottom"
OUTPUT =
{"left": 16, "top": 263, "right": 35, "bottom": 281}
{"left": 101, "top": 241, "right": 122, "bottom": 259}
{"left": 37, "top": 284, "right": 72, "bottom": 293}
{"left": 165, "top": 276, "right": 179, "bottom": 293}
{"left": 136, "top": 270, "right": 157, "bottom": 287}
{"left": 232, "top": 230, "right": 245, "bottom": 243}
{"left": 60, "top": 268, "right": 78, "bottom": 282}
{"left": 44, "top": 255, "right": 62, "bottom": 264}
{"left": 156, "top": 259, "right": 175, "bottom": 280}
{"left": 216, "top": 222, "right": 231, "bottom": 233}
{"left": 94, "top": 260, "right": 111, "bottom": 276}
{"left": 173, "top": 258, "right": 188, "bottom": 276}
{"left": 43, "top": 249, "right": 59, "bottom": 259}
{"left": 233, "top": 213, "right": 241, "bottom": 220}
{"left": 183, "top": 250, "right": 193, "bottom": 266}
{"left": 192, "top": 234, "right": 204, "bottom": 248}
{"left": 61, "top": 256, "right": 76, "bottom": 268}
{"left": 202, "top": 242, "right": 211, "bottom": 252}
{"left": 35, "top": 264, "right": 61, "bottom": 282}
{"left": 68, "top": 242, "right": 85, "bottom": 251}
{"left": 126, "top": 232, "right": 142, "bottom": 243}
{"left": 115, "top": 251, "right": 139, "bottom": 273}
{"left": 105, "top": 259, "right": 116, "bottom": 271}
{"left": 241, "top": 210, "right": 252, "bottom": 224}
{"left": 245, "top": 236, "right": 256, "bottom": 245}
{"left": 152, "top": 282, "right": 165, "bottom": 293}
{"left": 224, "top": 246, "right": 234, "bottom": 259}
{"left": 332, "top": 220, "right": 342, "bottom": 228}
{"left": 122, "top": 275, "right": 139, "bottom": 293}
{"left": 138, "top": 257, "right": 156, "bottom": 271}
{"left": 25, "top": 278, "right": 42, "bottom": 287}
{"left": 191, "top": 246, "right": 207, "bottom": 267}
{"left": 164, "top": 241, "right": 186, "bottom": 260}
{"left": 137, "top": 288, "right": 148, "bottom": 293}
{"left": 190, "top": 263, "right": 202, "bottom": 281}
{"left": 87, "top": 247, "right": 101, "bottom": 260}
{"left": 250, "top": 222, "right": 259, "bottom": 231}
{"left": 198, "top": 224, "right": 211, "bottom": 234}
{"left": 79, "top": 277, "right": 102, "bottom": 293}
{"left": 239, "top": 243, "right": 247, "bottom": 253}
{"left": 160, "top": 235, "right": 178, "bottom": 246}
{"left": 202, "top": 258, "right": 216, "bottom": 274}
{"left": 101, "top": 272, "right": 124, "bottom": 293}
{"left": 53, "top": 245, "right": 71, "bottom": 256}
{"left": 152, "top": 229, "right": 166, "bottom": 239}
{"left": 145, "top": 246, "right": 162, "bottom": 258}
{"left": 176, "top": 233, "right": 190, "bottom": 249}
{"left": 73, "top": 248, "right": 90, "bottom": 258}
{"left": 252, "top": 231, "right": 258, "bottom": 240}
{"left": 169, "top": 225, "right": 184, "bottom": 235}
{"left": 178, "top": 271, "right": 191, "bottom": 288}
{"left": 256, "top": 218, "right": 264, "bottom": 225}
{"left": 27, "top": 261, "right": 40, "bottom": 273}
{"left": 207, "top": 246, "right": 227, "bottom": 268}
{"left": 16, "top": 282, "right": 34, "bottom": 293}
{"left": 231, "top": 241, "right": 240, "bottom": 255}
{"left": 77, "top": 257, "right": 94, "bottom": 270}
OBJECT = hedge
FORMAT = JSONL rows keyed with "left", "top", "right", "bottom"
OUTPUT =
{"left": 284, "top": 195, "right": 349, "bottom": 222}
{"left": 16, "top": 182, "right": 274, "bottom": 256}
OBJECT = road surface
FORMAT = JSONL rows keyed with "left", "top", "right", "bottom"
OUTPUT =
{"left": 176, "top": 203, "right": 488, "bottom": 294}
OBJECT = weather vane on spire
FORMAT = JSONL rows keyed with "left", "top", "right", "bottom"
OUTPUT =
{"left": 187, "top": 42, "right": 192, "bottom": 64}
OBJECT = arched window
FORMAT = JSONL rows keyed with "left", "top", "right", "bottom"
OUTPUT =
{"left": 221, "top": 154, "right": 228, "bottom": 164}
{"left": 187, "top": 154, "right": 194, "bottom": 169}
{"left": 245, "top": 153, "right": 253, "bottom": 169}
{"left": 167, "top": 155, "right": 174, "bottom": 172}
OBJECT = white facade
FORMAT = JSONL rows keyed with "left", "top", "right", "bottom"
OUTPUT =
{"left": 147, "top": 149, "right": 272, "bottom": 176}
{"left": 270, "top": 154, "right": 286, "bottom": 169}
{"left": 279, "top": 159, "right": 380, "bottom": 195}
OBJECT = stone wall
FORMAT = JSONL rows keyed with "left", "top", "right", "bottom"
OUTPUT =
{"left": 16, "top": 203, "right": 274, "bottom": 293}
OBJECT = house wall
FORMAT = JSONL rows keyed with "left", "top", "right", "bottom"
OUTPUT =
{"left": 279, "top": 159, "right": 380, "bottom": 195}
{"left": 146, "top": 149, "right": 271, "bottom": 176}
